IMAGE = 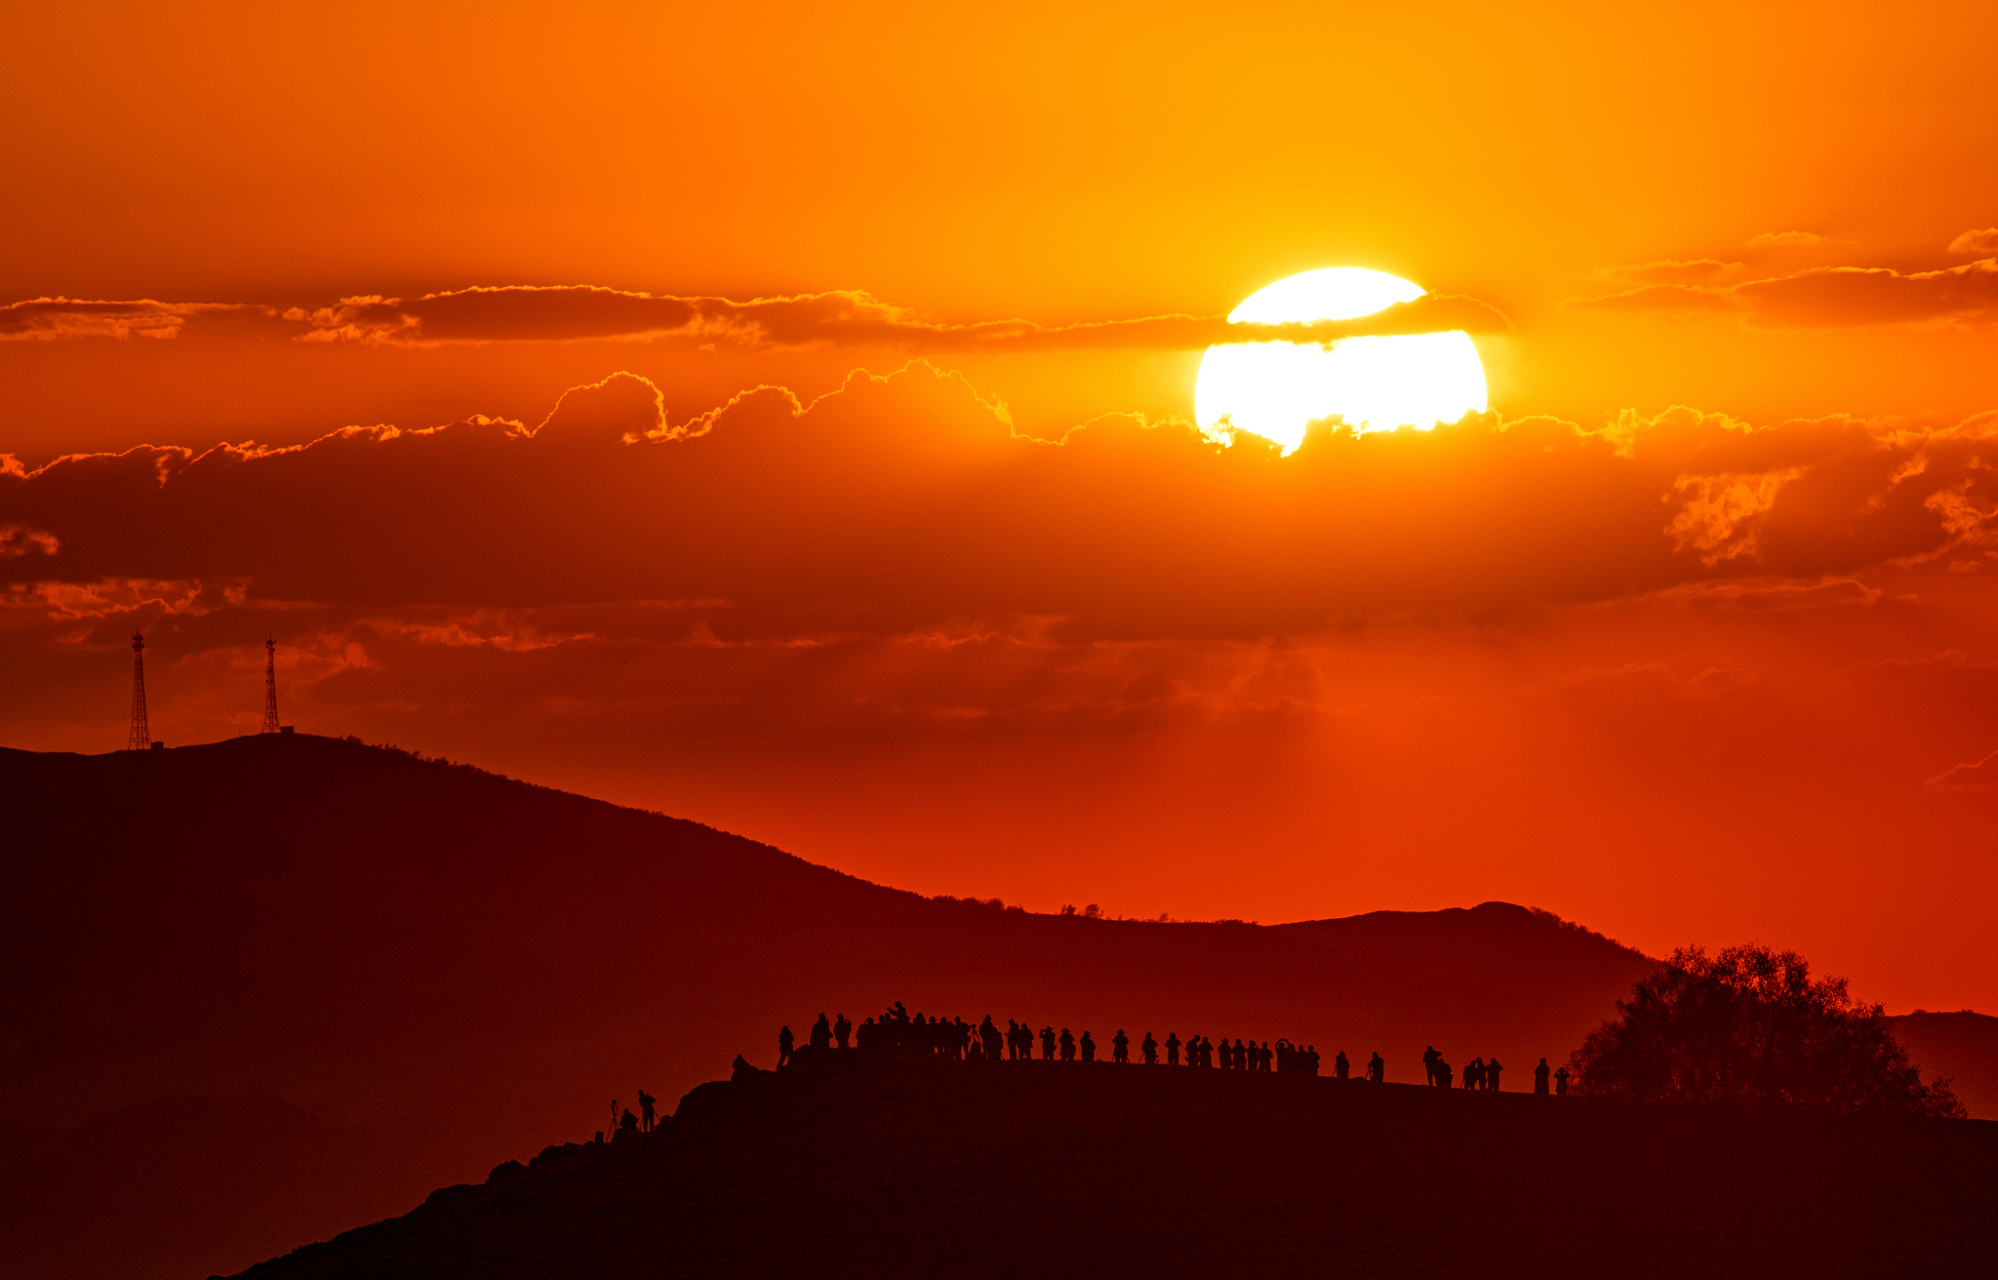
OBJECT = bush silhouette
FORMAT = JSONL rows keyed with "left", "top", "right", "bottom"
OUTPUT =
{"left": 1572, "top": 944, "right": 1963, "bottom": 1118}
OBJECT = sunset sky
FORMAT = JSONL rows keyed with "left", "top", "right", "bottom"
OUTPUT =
{"left": 5, "top": 1, "right": 1998, "bottom": 1012}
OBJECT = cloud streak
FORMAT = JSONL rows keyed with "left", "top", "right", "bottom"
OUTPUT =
{"left": 2, "top": 287, "right": 1510, "bottom": 352}
{"left": 1570, "top": 258, "right": 1998, "bottom": 327}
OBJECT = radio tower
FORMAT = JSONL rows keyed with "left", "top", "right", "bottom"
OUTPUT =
{"left": 260, "top": 637, "right": 281, "bottom": 734}
{"left": 127, "top": 633, "right": 151, "bottom": 751}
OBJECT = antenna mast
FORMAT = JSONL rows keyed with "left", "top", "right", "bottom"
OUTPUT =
{"left": 128, "top": 634, "right": 151, "bottom": 750}
{"left": 261, "top": 638, "right": 281, "bottom": 733}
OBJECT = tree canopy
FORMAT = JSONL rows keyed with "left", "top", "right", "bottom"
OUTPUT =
{"left": 1572, "top": 944, "right": 1963, "bottom": 1118}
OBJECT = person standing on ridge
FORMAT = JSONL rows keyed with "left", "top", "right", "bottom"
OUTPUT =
{"left": 1368, "top": 1052, "right": 1385, "bottom": 1083}
{"left": 1486, "top": 1058, "right": 1503, "bottom": 1092}
{"left": 1554, "top": 1066, "right": 1570, "bottom": 1096}
{"left": 1113, "top": 1029, "right": 1129, "bottom": 1064}
{"left": 638, "top": 1089, "right": 655, "bottom": 1133}
{"left": 811, "top": 1013, "right": 832, "bottom": 1051}
{"left": 1423, "top": 1046, "right": 1441, "bottom": 1087}
{"left": 1142, "top": 1032, "right": 1158, "bottom": 1065}
{"left": 834, "top": 1014, "right": 852, "bottom": 1049}
{"left": 1165, "top": 1032, "right": 1181, "bottom": 1066}
{"left": 1334, "top": 1050, "right": 1350, "bottom": 1080}
{"left": 1042, "top": 1025, "right": 1058, "bottom": 1060}
{"left": 1059, "top": 1028, "right": 1076, "bottom": 1061}
{"left": 1080, "top": 1030, "right": 1097, "bottom": 1063}
{"left": 1534, "top": 1058, "right": 1551, "bottom": 1095}
{"left": 777, "top": 1025, "right": 795, "bottom": 1069}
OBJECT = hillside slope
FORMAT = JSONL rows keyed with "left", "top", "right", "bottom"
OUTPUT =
{"left": 234, "top": 1053, "right": 1998, "bottom": 1280}
{"left": 0, "top": 733, "right": 1975, "bottom": 1280}
{"left": 1888, "top": 1010, "right": 1998, "bottom": 1120}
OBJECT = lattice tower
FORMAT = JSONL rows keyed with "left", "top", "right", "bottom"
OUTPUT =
{"left": 261, "top": 638, "right": 281, "bottom": 733}
{"left": 128, "top": 633, "right": 151, "bottom": 751}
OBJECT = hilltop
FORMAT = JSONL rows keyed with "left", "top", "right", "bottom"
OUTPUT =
{"left": 0, "top": 733, "right": 1982, "bottom": 1280}
{"left": 233, "top": 1050, "right": 1998, "bottom": 1280}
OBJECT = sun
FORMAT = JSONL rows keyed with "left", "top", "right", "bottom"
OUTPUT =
{"left": 1193, "top": 267, "right": 1488, "bottom": 453}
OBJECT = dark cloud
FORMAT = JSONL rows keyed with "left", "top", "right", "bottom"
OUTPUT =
{"left": 4, "top": 366, "right": 1995, "bottom": 645}
{"left": 0, "top": 297, "right": 246, "bottom": 342}
{"left": 1, "top": 287, "right": 1511, "bottom": 352}
{"left": 1569, "top": 259, "right": 1998, "bottom": 327}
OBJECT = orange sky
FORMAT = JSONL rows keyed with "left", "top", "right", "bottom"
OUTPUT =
{"left": 5, "top": 0, "right": 1998, "bottom": 1012}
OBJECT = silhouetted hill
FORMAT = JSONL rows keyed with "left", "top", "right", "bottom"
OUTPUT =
{"left": 0, "top": 1095, "right": 401, "bottom": 1280}
{"left": 1889, "top": 1010, "right": 1998, "bottom": 1120}
{"left": 234, "top": 1053, "right": 1998, "bottom": 1280}
{"left": 0, "top": 734, "right": 1977, "bottom": 1279}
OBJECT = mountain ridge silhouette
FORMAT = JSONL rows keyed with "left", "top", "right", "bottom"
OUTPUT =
{"left": 231, "top": 1051, "right": 1998, "bottom": 1280}
{"left": 1, "top": 733, "right": 1985, "bottom": 1280}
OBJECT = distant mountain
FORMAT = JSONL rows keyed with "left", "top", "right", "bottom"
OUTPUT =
{"left": 0, "top": 734, "right": 1979, "bottom": 1280}
{"left": 1889, "top": 1010, "right": 1998, "bottom": 1120}
{"left": 230, "top": 1054, "right": 1998, "bottom": 1280}
{"left": 0, "top": 1095, "right": 400, "bottom": 1280}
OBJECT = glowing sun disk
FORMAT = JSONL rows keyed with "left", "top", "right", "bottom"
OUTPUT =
{"left": 1194, "top": 268, "right": 1488, "bottom": 453}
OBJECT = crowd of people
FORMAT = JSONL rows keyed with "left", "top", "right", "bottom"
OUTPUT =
{"left": 757, "top": 1002, "right": 1561, "bottom": 1096}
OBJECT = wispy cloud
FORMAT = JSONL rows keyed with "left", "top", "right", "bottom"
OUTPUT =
{"left": 0, "top": 286, "right": 1510, "bottom": 351}
{"left": 1569, "top": 258, "right": 1998, "bottom": 327}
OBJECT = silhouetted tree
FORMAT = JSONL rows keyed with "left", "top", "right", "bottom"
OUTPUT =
{"left": 1572, "top": 945, "right": 1963, "bottom": 1118}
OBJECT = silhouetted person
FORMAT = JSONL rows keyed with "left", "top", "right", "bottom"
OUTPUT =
{"left": 1368, "top": 1052, "right": 1384, "bottom": 1083}
{"left": 1335, "top": 1050, "right": 1350, "bottom": 1080}
{"left": 1233, "top": 1038, "right": 1247, "bottom": 1070}
{"left": 1423, "top": 1045, "right": 1441, "bottom": 1087}
{"left": 1142, "top": 1032, "right": 1158, "bottom": 1065}
{"left": 1042, "top": 1026, "right": 1058, "bottom": 1060}
{"left": 1081, "top": 1031, "right": 1097, "bottom": 1063}
{"left": 1554, "top": 1066, "right": 1570, "bottom": 1096}
{"left": 1165, "top": 1032, "right": 1181, "bottom": 1066}
{"left": 1113, "top": 1029, "right": 1129, "bottom": 1064}
{"left": 1534, "top": 1058, "right": 1550, "bottom": 1095}
{"left": 1486, "top": 1058, "right": 1503, "bottom": 1092}
{"left": 638, "top": 1089, "right": 656, "bottom": 1133}
{"left": 811, "top": 1013, "right": 832, "bottom": 1051}
{"left": 835, "top": 1014, "right": 852, "bottom": 1049}
{"left": 619, "top": 1107, "right": 639, "bottom": 1136}
{"left": 1438, "top": 1058, "right": 1454, "bottom": 1089}
{"left": 778, "top": 1025, "right": 794, "bottom": 1068}
{"left": 1308, "top": 1045, "right": 1321, "bottom": 1076}
{"left": 981, "top": 1015, "right": 1003, "bottom": 1061}
{"left": 1059, "top": 1028, "right": 1076, "bottom": 1062}
{"left": 1468, "top": 1057, "right": 1484, "bottom": 1090}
